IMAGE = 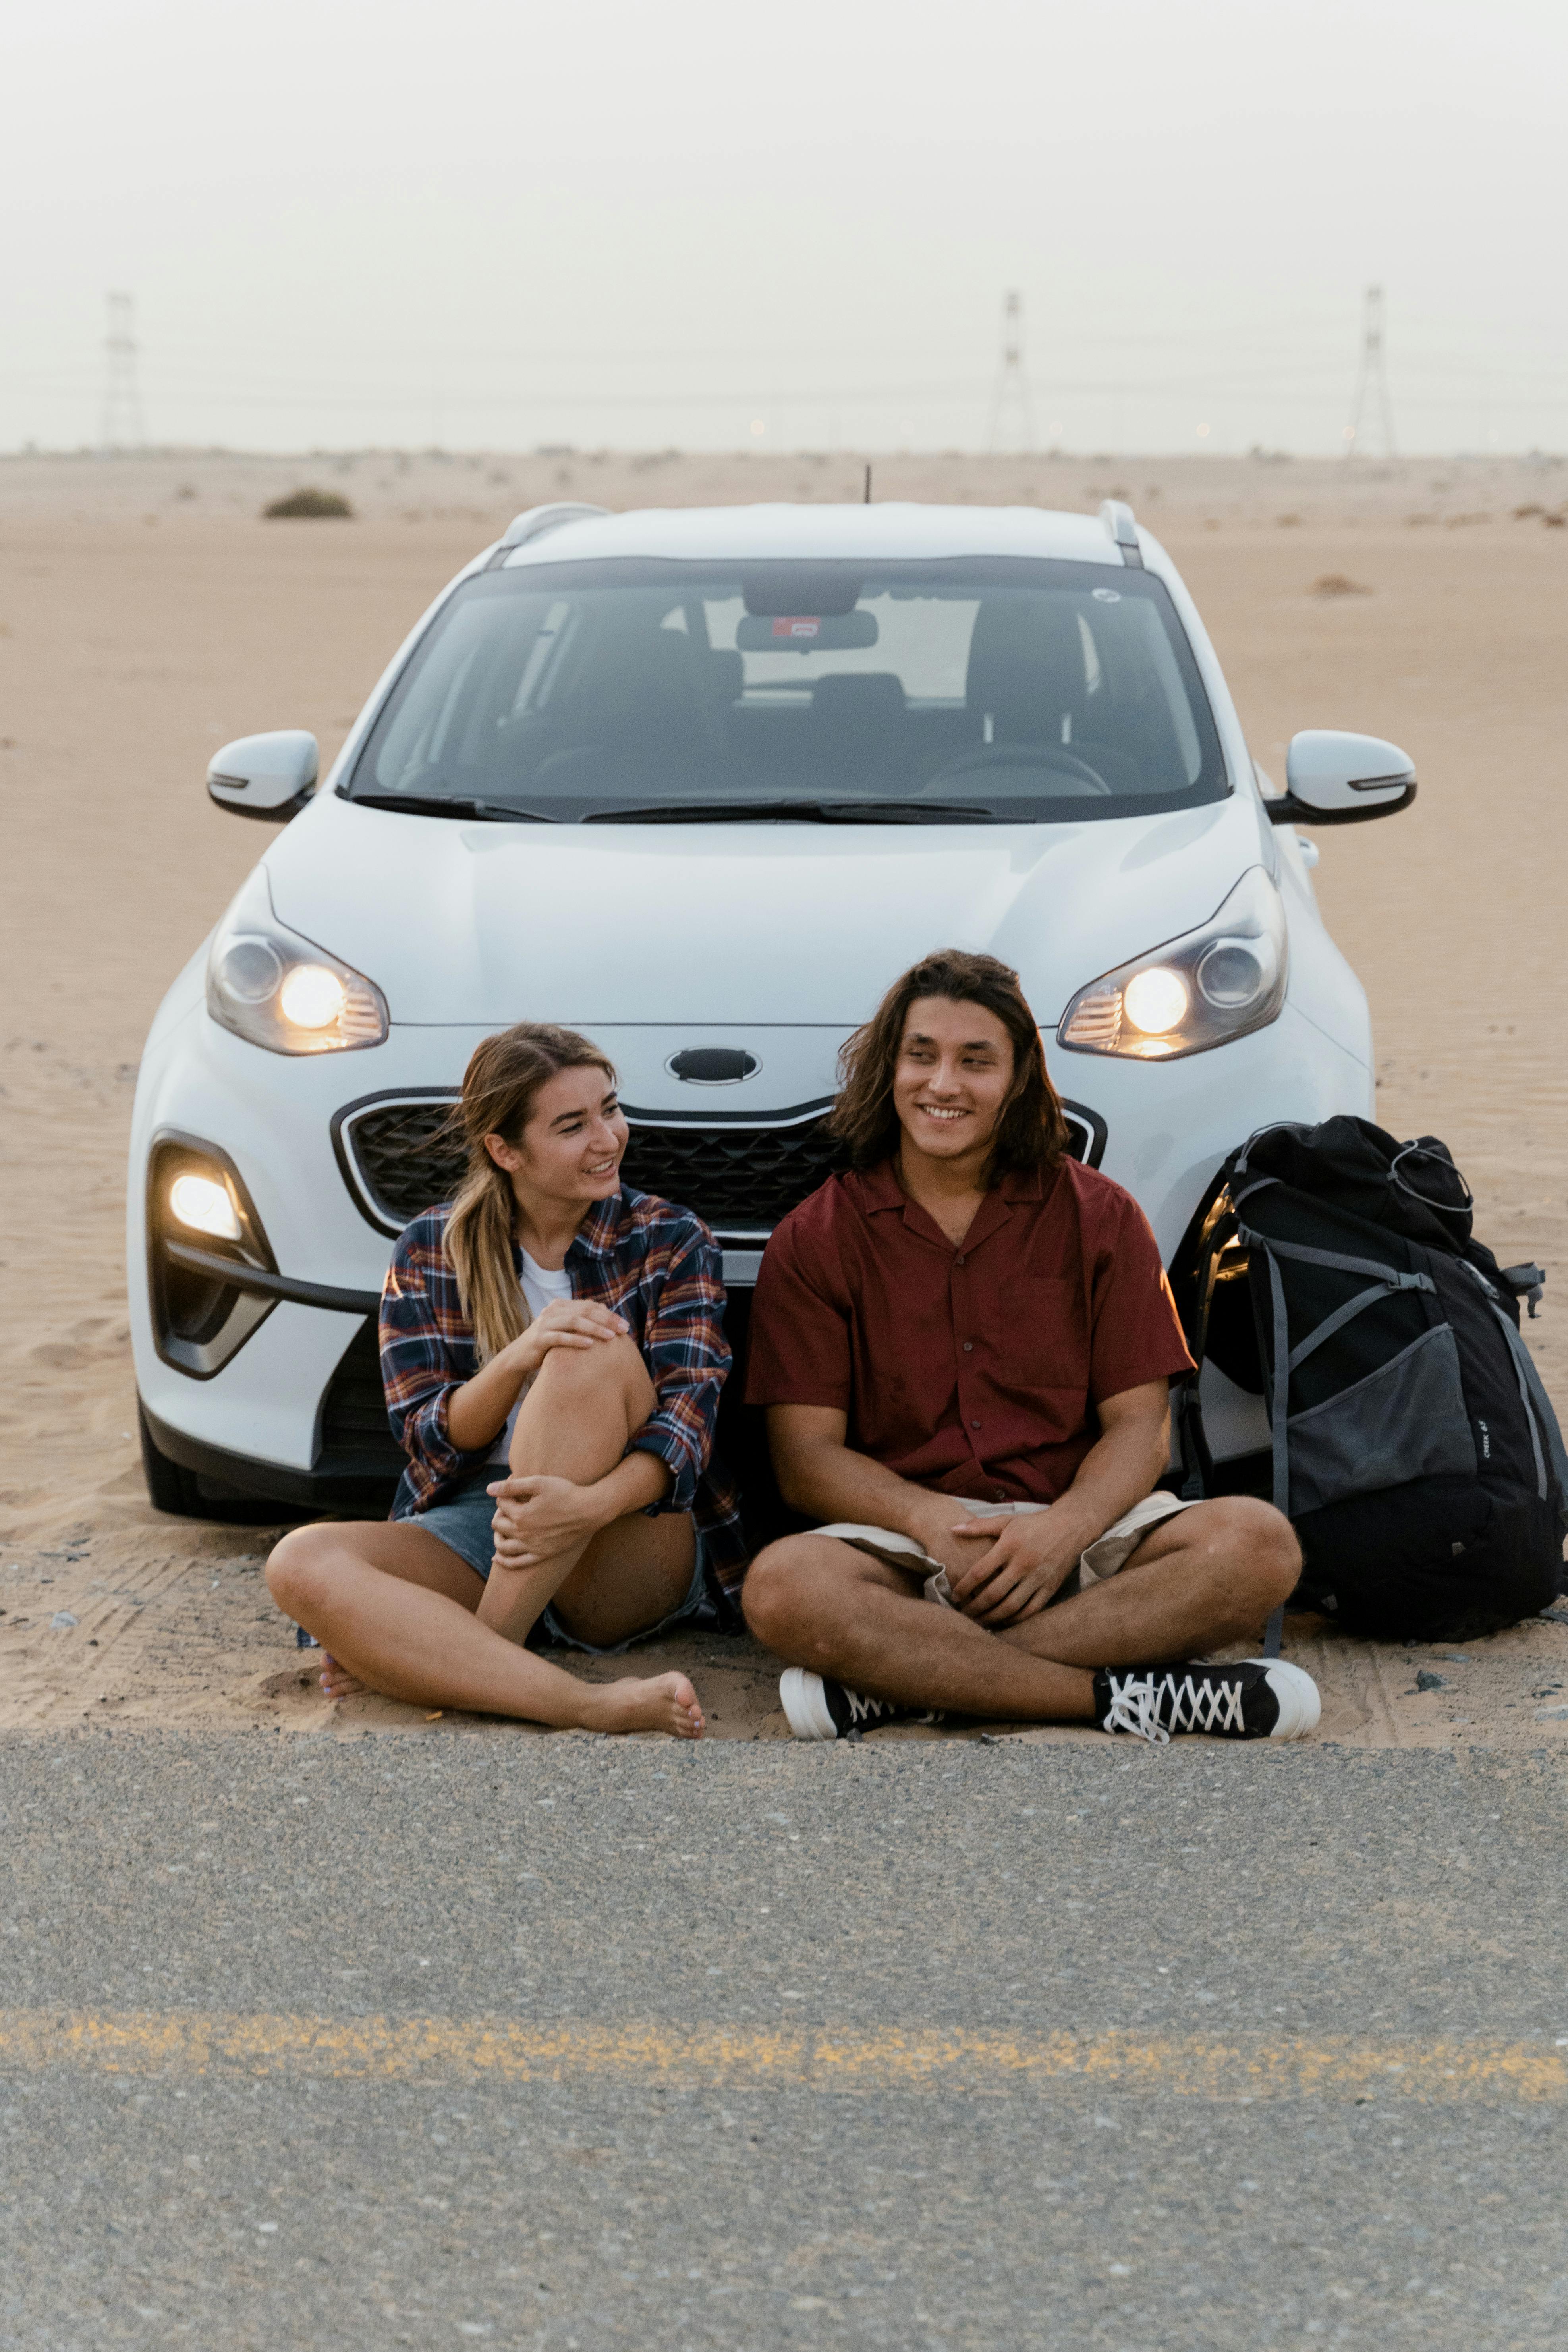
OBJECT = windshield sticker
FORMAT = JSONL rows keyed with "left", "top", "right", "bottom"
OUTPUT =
{"left": 1092, "top": 587, "right": 1122, "bottom": 603}
{"left": 772, "top": 617, "right": 821, "bottom": 639}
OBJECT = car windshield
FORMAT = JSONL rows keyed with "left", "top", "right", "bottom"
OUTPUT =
{"left": 347, "top": 556, "right": 1228, "bottom": 823}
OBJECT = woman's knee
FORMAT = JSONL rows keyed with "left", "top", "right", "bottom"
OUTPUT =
{"left": 265, "top": 1523, "right": 337, "bottom": 1616}
{"left": 532, "top": 1330, "right": 649, "bottom": 1402}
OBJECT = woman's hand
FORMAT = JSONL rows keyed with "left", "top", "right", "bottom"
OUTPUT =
{"left": 488, "top": 1473, "right": 612, "bottom": 1570}
{"left": 506, "top": 1298, "right": 629, "bottom": 1382}
{"left": 446, "top": 1300, "right": 629, "bottom": 1454}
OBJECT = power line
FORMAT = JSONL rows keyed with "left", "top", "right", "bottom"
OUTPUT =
{"left": 101, "top": 292, "right": 146, "bottom": 451}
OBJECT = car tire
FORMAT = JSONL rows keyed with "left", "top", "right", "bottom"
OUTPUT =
{"left": 138, "top": 1401, "right": 207, "bottom": 1516}
{"left": 137, "top": 1401, "right": 296, "bottom": 1525}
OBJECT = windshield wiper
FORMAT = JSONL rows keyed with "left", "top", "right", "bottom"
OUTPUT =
{"left": 350, "top": 792, "right": 558, "bottom": 823}
{"left": 581, "top": 798, "right": 1007, "bottom": 825}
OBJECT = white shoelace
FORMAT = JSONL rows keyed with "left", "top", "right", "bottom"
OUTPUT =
{"left": 1101, "top": 1669, "right": 1246, "bottom": 1743}
{"left": 838, "top": 1685, "right": 941, "bottom": 1729}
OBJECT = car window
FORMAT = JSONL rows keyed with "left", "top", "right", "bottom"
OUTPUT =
{"left": 350, "top": 556, "right": 1228, "bottom": 822}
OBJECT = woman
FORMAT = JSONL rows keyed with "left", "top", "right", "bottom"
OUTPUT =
{"left": 266, "top": 1023, "right": 745, "bottom": 1737}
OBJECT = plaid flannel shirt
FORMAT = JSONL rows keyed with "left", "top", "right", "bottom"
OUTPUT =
{"left": 380, "top": 1186, "right": 747, "bottom": 1600}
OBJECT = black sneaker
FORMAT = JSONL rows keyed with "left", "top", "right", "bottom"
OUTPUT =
{"left": 1092, "top": 1658, "right": 1320, "bottom": 1744}
{"left": 779, "top": 1667, "right": 945, "bottom": 1742}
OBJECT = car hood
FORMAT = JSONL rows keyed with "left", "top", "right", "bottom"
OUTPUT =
{"left": 265, "top": 792, "right": 1271, "bottom": 1028}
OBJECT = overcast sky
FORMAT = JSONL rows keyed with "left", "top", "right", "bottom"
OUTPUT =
{"left": 3, "top": 0, "right": 1565, "bottom": 455}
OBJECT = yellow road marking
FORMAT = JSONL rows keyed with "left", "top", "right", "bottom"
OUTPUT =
{"left": 0, "top": 2012, "right": 1563, "bottom": 2101}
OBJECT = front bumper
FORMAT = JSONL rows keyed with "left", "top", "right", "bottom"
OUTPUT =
{"left": 129, "top": 1001, "right": 1371, "bottom": 1506}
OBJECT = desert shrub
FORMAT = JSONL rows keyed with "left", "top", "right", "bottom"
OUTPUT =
{"left": 263, "top": 487, "right": 354, "bottom": 520}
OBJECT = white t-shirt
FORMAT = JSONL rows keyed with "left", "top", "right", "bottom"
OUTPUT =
{"left": 491, "top": 1251, "right": 575, "bottom": 1467}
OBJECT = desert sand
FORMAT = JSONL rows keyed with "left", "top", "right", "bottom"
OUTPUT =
{"left": 2, "top": 445, "right": 1566, "bottom": 1746}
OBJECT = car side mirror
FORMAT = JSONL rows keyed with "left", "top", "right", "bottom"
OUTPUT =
{"left": 207, "top": 730, "right": 319, "bottom": 823}
{"left": 1264, "top": 730, "right": 1416, "bottom": 826}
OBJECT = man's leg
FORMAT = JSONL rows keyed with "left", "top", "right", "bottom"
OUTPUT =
{"left": 998, "top": 1498, "right": 1300, "bottom": 1670}
{"left": 742, "top": 1497, "right": 1300, "bottom": 1723}
{"left": 742, "top": 1538, "right": 1100, "bottom": 1721}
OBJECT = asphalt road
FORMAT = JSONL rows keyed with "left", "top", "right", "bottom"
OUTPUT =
{"left": 4, "top": 1725, "right": 1568, "bottom": 2350}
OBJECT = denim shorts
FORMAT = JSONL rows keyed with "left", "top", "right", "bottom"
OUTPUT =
{"left": 394, "top": 1472, "right": 712, "bottom": 1656}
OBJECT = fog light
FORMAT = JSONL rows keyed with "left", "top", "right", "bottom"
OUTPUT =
{"left": 279, "top": 964, "right": 347, "bottom": 1031}
{"left": 1122, "top": 967, "right": 1189, "bottom": 1036}
{"left": 169, "top": 1171, "right": 241, "bottom": 1243}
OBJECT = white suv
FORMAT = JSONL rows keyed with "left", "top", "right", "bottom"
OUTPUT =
{"left": 127, "top": 496, "right": 1415, "bottom": 1523}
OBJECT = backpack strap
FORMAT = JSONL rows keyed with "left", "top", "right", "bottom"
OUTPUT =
{"left": 1500, "top": 1262, "right": 1547, "bottom": 1320}
{"left": 1247, "top": 1231, "right": 1438, "bottom": 1290}
{"left": 1464, "top": 1264, "right": 1568, "bottom": 1522}
{"left": 1263, "top": 1248, "right": 1290, "bottom": 1658}
{"left": 1286, "top": 1274, "right": 1436, "bottom": 1373}
{"left": 1171, "top": 1375, "right": 1213, "bottom": 1502}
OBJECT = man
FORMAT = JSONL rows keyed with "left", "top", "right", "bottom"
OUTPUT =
{"left": 742, "top": 949, "right": 1319, "bottom": 1743}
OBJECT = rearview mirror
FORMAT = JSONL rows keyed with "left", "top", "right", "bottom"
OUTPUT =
{"left": 1265, "top": 730, "right": 1416, "bottom": 826}
{"left": 207, "top": 730, "right": 319, "bottom": 823}
{"left": 734, "top": 612, "right": 879, "bottom": 652}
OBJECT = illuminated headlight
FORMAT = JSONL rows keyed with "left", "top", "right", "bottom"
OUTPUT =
{"left": 168, "top": 1170, "right": 242, "bottom": 1242}
{"left": 206, "top": 867, "right": 388, "bottom": 1056}
{"left": 278, "top": 964, "right": 348, "bottom": 1031}
{"left": 1058, "top": 868, "right": 1287, "bottom": 1060}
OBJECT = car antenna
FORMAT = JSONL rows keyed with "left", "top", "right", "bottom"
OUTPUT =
{"left": 863, "top": 463, "right": 873, "bottom": 504}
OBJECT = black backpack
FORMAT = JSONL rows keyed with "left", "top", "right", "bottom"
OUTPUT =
{"left": 1172, "top": 1116, "right": 1568, "bottom": 1649}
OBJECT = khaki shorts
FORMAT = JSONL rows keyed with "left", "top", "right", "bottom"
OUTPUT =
{"left": 813, "top": 1490, "right": 1197, "bottom": 1608}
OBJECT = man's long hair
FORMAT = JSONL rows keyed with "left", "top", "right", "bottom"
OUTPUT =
{"left": 828, "top": 949, "right": 1070, "bottom": 1180}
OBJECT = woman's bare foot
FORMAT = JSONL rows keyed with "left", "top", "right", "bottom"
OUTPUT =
{"left": 584, "top": 1671, "right": 705, "bottom": 1739}
{"left": 319, "top": 1653, "right": 368, "bottom": 1701}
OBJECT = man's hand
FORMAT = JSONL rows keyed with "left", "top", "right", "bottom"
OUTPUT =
{"left": 900, "top": 1492, "right": 996, "bottom": 1583}
{"left": 944, "top": 1511, "right": 1085, "bottom": 1626}
{"left": 487, "top": 1473, "right": 610, "bottom": 1570}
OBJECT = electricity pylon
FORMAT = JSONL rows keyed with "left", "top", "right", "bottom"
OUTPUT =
{"left": 1344, "top": 284, "right": 1395, "bottom": 459}
{"left": 102, "top": 292, "right": 146, "bottom": 451}
{"left": 987, "top": 289, "right": 1037, "bottom": 454}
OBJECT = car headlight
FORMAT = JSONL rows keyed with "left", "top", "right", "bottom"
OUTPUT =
{"left": 206, "top": 867, "right": 388, "bottom": 1055}
{"left": 1057, "top": 867, "right": 1287, "bottom": 1060}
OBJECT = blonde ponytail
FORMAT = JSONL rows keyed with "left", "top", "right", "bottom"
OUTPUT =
{"left": 446, "top": 1157, "right": 529, "bottom": 1366}
{"left": 441, "top": 1023, "right": 617, "bottom": 1364}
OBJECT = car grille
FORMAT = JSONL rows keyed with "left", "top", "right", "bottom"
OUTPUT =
{"left": 339, "top": 1098, "right": 463, "bottom": 1230}
{"left": 337, "top": 1095, "right": 1103, "bottom": 1240}
{"left": 619, "top": 1115, "right": 847, "bottom": 1234}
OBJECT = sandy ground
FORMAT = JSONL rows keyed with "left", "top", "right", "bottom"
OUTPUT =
{"left": 2, "top": 447, "right": 1566, "bottom": 1748}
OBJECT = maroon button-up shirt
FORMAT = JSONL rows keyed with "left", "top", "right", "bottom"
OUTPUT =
{"left": 745, "top": 1156, "right": 1194, "bottom": 1504}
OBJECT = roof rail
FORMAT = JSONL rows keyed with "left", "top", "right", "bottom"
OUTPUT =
{"left": 496, "top": 501, "right": 610, "bottom": 554}
{"left": 1098, "top": 498, "right": 1144, "bottom": 570}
